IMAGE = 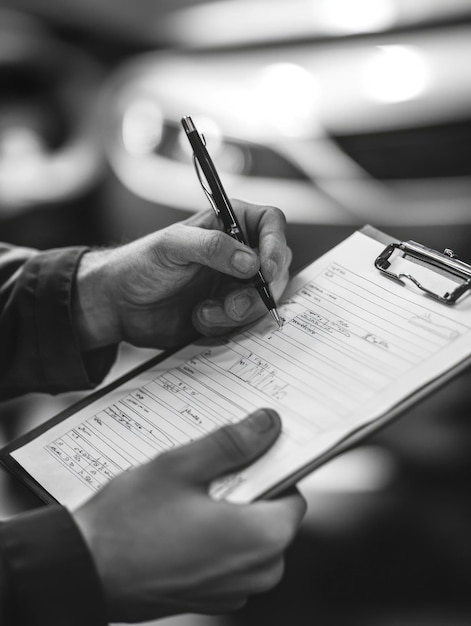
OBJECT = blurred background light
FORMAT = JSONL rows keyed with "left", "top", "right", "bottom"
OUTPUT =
{"left": 300, "top": 445, "right": 397, "bottom": 495}
{"left": 318, "top": 0, "right": 397, "bottom": 34}
{"left": 254, "top": 63, "right": 319, "bottom": 137}
{"left": 156, "top": 0, "right": 471, "bottom": 49}
{"left": 363, "top": 45, "right": 431, "bottom": 104}
{"left": 121, "top": 97, "right": 164, "bottom": 156}
{"left": 0, "top": 125, "right": 44, "bottom": 207}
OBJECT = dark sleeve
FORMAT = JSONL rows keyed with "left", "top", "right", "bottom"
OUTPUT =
{"left": 0, "top": 505, "right": 107, "bottom": 625}
{"left": 0, "top": 244, "right": 117, "bottom": 400}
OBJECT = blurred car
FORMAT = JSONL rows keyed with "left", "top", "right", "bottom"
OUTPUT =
{"left": 99, "top": 0, "right": 471, "bottom": 228}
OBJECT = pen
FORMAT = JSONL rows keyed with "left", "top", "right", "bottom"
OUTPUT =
{"left": 181, "top": 115, "right": 282, "bottom": 328}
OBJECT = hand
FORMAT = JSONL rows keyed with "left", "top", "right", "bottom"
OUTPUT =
{"left": 73, "top": 200, "right": 291, "bottom": 350}
{"left": 73, "top": 409, "right": 306, "bottom": 623}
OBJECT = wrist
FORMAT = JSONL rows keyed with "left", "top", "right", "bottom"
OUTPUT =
{"left": 73, "top": 250, "right": 121, "bottom": 351}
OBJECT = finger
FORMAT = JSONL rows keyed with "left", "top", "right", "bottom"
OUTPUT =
{"left": 193, "top": 288, "right": 266, "bottom": 335}
{"left": 222, "top": 253, "right": 291, "bottom": 322}
{"left": 138, "top": 593, "right": 249, "bottom": 618}
{"left": 214, "top": 555, "right": 285, "bottom": 595}
{"left": 180, "top": 555, "right": 285, "bottom": 599}
{"left": 193, "top": 256, "right": 291, "bottom": 334}
{"left": 170, "top": 595, "right": 249, "bottom": 615}
{"left": 177, "top": 201, "right": 290, "bottom": 284}
{"left": 230, "top": 200, "right": 290, "bottom": 283}
{"left": 192, "top": 288, "right": 262, "bottom": 335}
{"left": 161, "top": 223, "right": 261, "bottom": 280}
{"left": 162, "top": 409, "right": 282, "bottom": 484}
{"left": 244, "top": 490, "right": 307, "bottom": 552}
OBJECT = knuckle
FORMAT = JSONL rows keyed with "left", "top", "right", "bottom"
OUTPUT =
{"left": 261, "top": 532, "right": 284, "bottom": 558}
{"left": 204, "top": 230, "right": 225, "bottom": 260}
{"left": 261, "top": 519, "right": 296, "bottom": 555}
{"left": 258, "top": 204, "right": 287, "bottom": 232}
{"left": 152, "top": 227, "right": 175, "bottom": 265}
{"left": 270, "top": 205, "right": 287, "bottom": 228}
{"left": 256, "top": 559, "right": 285, "bottom": 592}
{"left": 158, "top": 226, "right": 174, "bottom": 249}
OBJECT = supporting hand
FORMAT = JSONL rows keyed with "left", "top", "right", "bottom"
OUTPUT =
{"left": 73, "top": 409, "right": 306, "bottom": 623}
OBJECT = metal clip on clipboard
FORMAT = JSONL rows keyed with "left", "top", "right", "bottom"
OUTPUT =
{"left": 375, "top": 240, "right": 471, "bottom": 305}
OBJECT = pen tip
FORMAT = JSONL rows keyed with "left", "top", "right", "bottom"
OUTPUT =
{"left": 270, "top": 309, "right": 283, "bottom": 329}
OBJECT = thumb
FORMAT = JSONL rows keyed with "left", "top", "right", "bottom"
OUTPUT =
{"left": 168, "top": 409, "right": 281, "bottom": 485}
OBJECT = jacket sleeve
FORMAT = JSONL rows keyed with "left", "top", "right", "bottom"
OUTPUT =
{"left": 0, "top": 243, "right": 117, "bottom": 400}
{"left": 0, "top": 505, "right": 108, "bottom": 625}
{"left": 0, "top": 244, "right": 116, "bottom": 622}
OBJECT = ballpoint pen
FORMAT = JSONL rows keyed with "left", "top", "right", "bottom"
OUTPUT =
{"left": 181, "top": 115, "right": 282, "bottom": 328}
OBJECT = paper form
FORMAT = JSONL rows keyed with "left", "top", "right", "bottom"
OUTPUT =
{"left": 11, "top": 231, "right": 471, "bottom": 508}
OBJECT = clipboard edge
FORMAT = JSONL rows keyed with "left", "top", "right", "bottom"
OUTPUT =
{"left": 258, "top": 355, "right": 471, "bottom": 500}
{"left": 0, "top": 346, "right": 181, "bottom": 504}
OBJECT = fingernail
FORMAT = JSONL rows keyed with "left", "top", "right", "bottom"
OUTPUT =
{"left": 247, "top": 409, "right": 277, "bottom": 433}
{"left": 232, "top": 250, "right": 256, "bottom": 274}
{"left": 233, "top": 292, "right": 252, "bottom": 318}
{"left": 199, "top": 303, "right": 228, "bottom": 325}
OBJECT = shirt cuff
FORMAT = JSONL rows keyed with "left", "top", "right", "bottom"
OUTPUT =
{"left": 0, "top": 505, "right": 107, "bottom": 626}
{"left": 32, "top": 247, "right": 117, "bottom": 391}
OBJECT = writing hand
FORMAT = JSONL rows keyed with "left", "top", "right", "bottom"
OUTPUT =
{"left": 73, "top": 200, "right": 291, "bottom": 350}
{"left": 73, "top": 409, "right": 306, "bottom": 623}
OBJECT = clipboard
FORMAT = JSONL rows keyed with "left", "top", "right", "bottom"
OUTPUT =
{"left": 2, "top": 225, "right": 471, "bottom": 506}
